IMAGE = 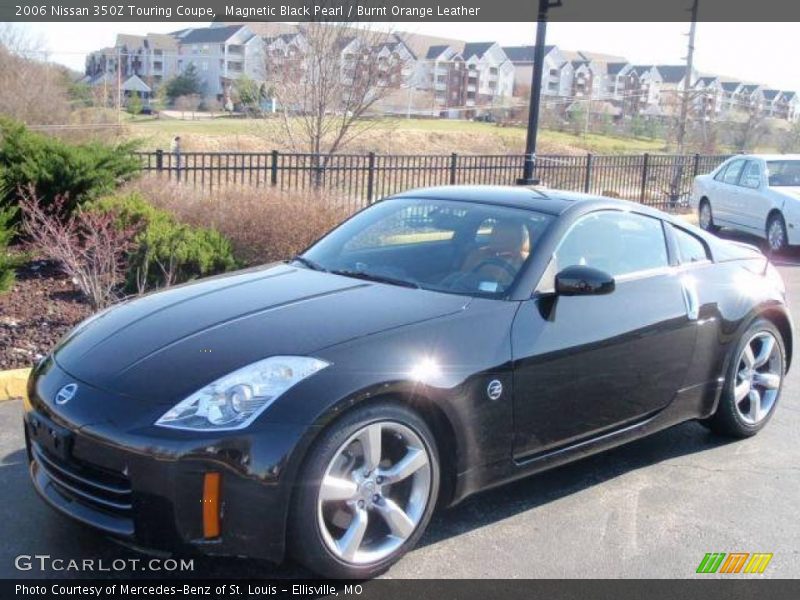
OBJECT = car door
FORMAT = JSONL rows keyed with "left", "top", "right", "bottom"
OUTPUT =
{"left": 737, "top": 159, "right": 770, "bottom": 232}
{"left": 510, "top": 210, "right": 698, "bottom": 460}
{"left": 711, "top": 158, "right": 746, "bottom": 225}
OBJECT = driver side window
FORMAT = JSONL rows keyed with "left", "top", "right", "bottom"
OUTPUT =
{"left": 555, "top": 211, "right": 669, "bottom": 278}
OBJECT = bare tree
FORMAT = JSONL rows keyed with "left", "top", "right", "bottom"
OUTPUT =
{"left": 263, "top": 22, "right": 410, "bottom": 161}
{"left": 174, "top": 94, "right": 201, "bottom": 120}
{"left": 0, "top": 24, "right": 72, "bottom": 126}
{"left": 735, "top": 110, "right": 769, "bottom": 153}
{"left": 18, "top": 187, "right": 140, "bottom": 310}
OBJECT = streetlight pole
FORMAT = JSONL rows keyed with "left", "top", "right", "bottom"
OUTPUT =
{"left": 518, "top": 0, "right": 561, "bottom": 185}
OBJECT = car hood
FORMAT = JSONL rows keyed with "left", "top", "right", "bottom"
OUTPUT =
{"left": 53, "top": 264, "right": 469, "bottom": 403}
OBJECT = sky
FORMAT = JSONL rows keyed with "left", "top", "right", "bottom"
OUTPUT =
{"left": 14, "top": 21, "right": 800, "bottom": 92}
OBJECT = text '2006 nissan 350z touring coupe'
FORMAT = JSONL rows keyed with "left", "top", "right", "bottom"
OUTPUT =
{"left": 24, "top": 186, "right": 792, "bottom": 578}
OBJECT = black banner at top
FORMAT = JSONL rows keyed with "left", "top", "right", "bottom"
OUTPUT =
{"left": 4, "top": 0, "right": 800, "bottom": 22}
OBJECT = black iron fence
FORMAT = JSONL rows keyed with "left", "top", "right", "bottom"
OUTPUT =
{"left": 135, "top": 150, "right": 730, "bottom": 211}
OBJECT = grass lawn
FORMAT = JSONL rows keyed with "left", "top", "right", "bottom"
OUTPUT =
{"left": 125, "top": 114, "right": 671, "bottom": 155}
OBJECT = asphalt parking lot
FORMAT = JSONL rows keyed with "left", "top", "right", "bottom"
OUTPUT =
{"left": 1, "top": 230, "right": 799, "bottom": 580}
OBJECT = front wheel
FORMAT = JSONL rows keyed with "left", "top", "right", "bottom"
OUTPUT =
{"left": 766, "top": 213, "right": 788, "bottom": 253}
{"left": 289, "top": 402, "right": 440, "bottom": 578}
{"left": 706, "top": 318, "right": 785, "bottom": 438}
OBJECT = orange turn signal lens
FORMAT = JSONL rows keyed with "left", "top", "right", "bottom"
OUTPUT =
{"left": 202, "top": 472, "right": 221, "bottom": 538}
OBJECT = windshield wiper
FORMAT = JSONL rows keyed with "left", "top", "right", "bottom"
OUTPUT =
{"left": 330, "top": 269, "right": 420, "bottom": 289}
{"left": 290, "top": 255, "right": 327, "bottom": 272}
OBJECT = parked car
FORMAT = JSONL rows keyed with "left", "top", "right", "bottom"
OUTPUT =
{"left": 25, "top": 186, "right": 792, "bottom": 578}
{"left": 691, "top": 154, "right": 800, "bottom": 252}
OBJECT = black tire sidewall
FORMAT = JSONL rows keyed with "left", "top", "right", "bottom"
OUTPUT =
{"left": 289, "top": 402, "right": 440, "bottom": 578}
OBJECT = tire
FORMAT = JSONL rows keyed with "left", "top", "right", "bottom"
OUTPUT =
{"left": 698, "top": 199, "right": 719, "bottom": 233}
{"left": 766, "top": 213, "right": 788, "bottom": 254}
{"left": 706, "top": 318, "right": 785, "bottom": 438}
{"left": 289, "top": 401, "right": 440, "bottom": 578}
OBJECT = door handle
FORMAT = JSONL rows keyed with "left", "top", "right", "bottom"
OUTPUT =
{"left": 681, "top": 276, "right": 699, "bottom": 321}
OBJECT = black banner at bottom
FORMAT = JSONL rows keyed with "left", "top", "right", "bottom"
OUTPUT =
{"left": 3, "top": 579, "right": 800, "bottom": 600}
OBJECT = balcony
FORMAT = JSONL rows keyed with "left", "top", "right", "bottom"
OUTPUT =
{"left": 467, "top": 84, "right": 477, "bottom": 93}
{"left": 227, "top": 61, "right": 244, "bottom": 73}
{"left": 226, "top": 45, "right": 244, "bottom": 56}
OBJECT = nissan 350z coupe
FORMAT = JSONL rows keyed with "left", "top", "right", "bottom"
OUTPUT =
{"left": 24, "top": 186, "right": 792, "bottom": 578}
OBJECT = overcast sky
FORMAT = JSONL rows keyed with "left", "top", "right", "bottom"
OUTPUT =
{"left": 17, "top": 21, "right": 800, "bottom": 91}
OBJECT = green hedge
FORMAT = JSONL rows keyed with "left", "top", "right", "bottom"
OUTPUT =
{"left": 0, "top": 118, "right": 140, "bottom": 218}
{"left": 89, "top": 193, "right": 238, "bottom": 292}
{"left": 0, "top": 204, "right": 16, "bottom": 293}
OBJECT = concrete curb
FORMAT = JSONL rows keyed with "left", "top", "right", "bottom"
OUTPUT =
{"left": 0, "top": 368, "right": 30, "bottom": 402}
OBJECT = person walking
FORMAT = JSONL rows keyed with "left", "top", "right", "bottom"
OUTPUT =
{"left": 170, "top": 135, "right": 182, "bottom": 180}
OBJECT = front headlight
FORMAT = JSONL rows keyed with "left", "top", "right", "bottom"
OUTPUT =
{"left": 155, "top": 356, "right": 330, "bottom": 431}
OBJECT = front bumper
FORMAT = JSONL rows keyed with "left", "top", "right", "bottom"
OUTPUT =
{"left": 23, "top": 362, "right": 310, "bottom": 563}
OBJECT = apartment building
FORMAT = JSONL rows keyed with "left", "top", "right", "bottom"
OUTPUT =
{"left": 85, "top": 24, "right": 799, "bottom": 122}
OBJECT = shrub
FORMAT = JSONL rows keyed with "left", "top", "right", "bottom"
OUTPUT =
{"left": 0, "top": 118, "right": 140, "bottom": 217}
{"left": 129, "top": 178, "right": 353, "bottom": 266}
{"left": 89, "top": 193, "right": 238, "bottom": 293}
{"left": 18, "top": 187, "right": 139, "bottom": 310}
{"left": 0, "top": 203, "right": 16, "bottom": 293}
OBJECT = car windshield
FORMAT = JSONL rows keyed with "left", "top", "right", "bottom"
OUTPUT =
{"left": 299, "top": 198, "right": 555, "bottom": 297}
{"left": 766, "top": 160, "right": 800, "bottom": 187}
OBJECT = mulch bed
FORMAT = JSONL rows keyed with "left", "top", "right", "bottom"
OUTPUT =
{"left": 0, "top": 252, "right": 92, "bottom": 370}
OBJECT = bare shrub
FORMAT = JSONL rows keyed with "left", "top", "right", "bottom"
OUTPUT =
{"left": 128, "top": 178, "right": 353, "bottom": 265}
{"left": 18, "top": 186, "right": 140, "bottom": 310}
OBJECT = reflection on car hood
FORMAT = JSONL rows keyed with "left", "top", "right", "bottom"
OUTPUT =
{"left": 53, "top": 264, "right": 469, "bottom": 402}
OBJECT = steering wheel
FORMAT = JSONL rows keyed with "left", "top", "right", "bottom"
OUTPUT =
{"left": 470, "top": 258, "right": 518, "bottom": 280}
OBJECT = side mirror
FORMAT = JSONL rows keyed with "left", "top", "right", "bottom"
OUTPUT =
{"left": 555, "top": 265, "right": 615, "bottom": 296}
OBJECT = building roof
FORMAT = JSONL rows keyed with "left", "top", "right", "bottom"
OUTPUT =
{"left": 720, "top": 81, "right": 742, "bottom": 92}
{"left": 763, "top": 89, "right": 781, "bottom": 101}
{"left": 116, "top": 34, "right": 145, "bottom": 48}
{"left": 656, "top": 65, "right": 689, "bottom": 83}
{"left": 695, "top": 76, "right": 719, "bottom": 87}
{"left": 783, "top": 91, "right": 797, "bottom": 100}
{"left": 606, "top": 62, "right": 630, "bottom": 76}
{"left": 425, "top": 44, "right": 451, "bottom": 60}
{"left": 179, "top": 25, "right": 247, "bottom": 44}
{"left": 501, "top": 45, "right": 555, "bottom": 63}
{"left": 145, "top": 33, "right": 178, "bottom": 50}
{"left": 121, "top": 74, "right": 152, "bottom": 94}
{"left": 462, "top": 42, "right": 495, "bottom": 60}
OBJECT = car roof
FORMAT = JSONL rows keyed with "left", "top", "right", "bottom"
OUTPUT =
{"left": 388, "top": 185, "right": 663, "bottom": 218}
{"left": 727, "top": 154, "right": 800, "bottom": 162}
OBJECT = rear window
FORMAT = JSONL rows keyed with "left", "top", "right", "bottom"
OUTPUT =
{"left": 672, "top": 226, "right": 710, "bottom": 263}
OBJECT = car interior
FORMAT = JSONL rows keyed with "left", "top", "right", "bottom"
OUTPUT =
{"left": 327, "top": 203, "right": 552, "bottom": 296}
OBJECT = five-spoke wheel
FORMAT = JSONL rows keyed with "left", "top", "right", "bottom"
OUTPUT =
{"left": 290, "top": 402, "right": 439, "bottom": 578}
{"left": 706, "top": 318, "right": 785, "bottom": 437}
{"left": 317, "top": 421, "right": 431, "bottom": 564}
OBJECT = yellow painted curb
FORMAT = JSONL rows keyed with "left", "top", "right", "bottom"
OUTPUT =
{"left": 0, "top": 368, "right": 30, "bottom": 402}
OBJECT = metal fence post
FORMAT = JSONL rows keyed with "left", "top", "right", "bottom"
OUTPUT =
{"left": 693, "top": 153, "right": 701, "bottom": 178}
{"left": 367, "top": 152, "right": 376, "bottom": 204}
{"left": 583, "top": 153, "right": 593, "bottom": 193}
{"left": 640, "top": 153, "right": 650, "bottom": 202}
{"left": 155, "top": 149, "right": 163, "bottom": 173}
{"left": 450, "top": 153, "right": 458, "bottom": 185}
{"left": 270, "top": 150, "right": 279, "bottom": 186}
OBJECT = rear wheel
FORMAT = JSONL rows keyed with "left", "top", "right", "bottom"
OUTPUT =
{"left": 706, "top": 318, "right": 785, "bottom": 438}
{"left": 290, "top": 402, "right": 439, "bottom": 578}
{"left": 698, "top": 199, "right": 718, "bottom": 233}
{"left": 766, "top": 213, "right": 788, "bottom": 253}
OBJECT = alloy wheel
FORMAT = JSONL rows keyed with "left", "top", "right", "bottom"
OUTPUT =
{"left": 733, "top": 331, "right": 782, "bottom": 425}
{"left": 768, "top": 218, "right": 786, "bottom": 252}
{"left": 699, "top": 203, "right": 712, "bottom": 230}
{"left": 316, "top": 421, "right": 432, "bottom": 565}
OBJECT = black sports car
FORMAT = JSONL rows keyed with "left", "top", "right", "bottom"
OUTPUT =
{"left": 23, "top": 186, "right": 792, "bottom": 578}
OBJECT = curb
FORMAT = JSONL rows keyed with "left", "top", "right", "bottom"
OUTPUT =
{"left": 0, "top": 368, "right": 30, "bottom": 402}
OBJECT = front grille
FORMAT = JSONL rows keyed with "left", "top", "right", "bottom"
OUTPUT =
{"left": 32, "top": 442, "right": 132, "bottom": 515}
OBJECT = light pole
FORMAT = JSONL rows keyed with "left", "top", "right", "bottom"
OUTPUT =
{"left": 518, "top": 0, "right": 562, "bottom": 185}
